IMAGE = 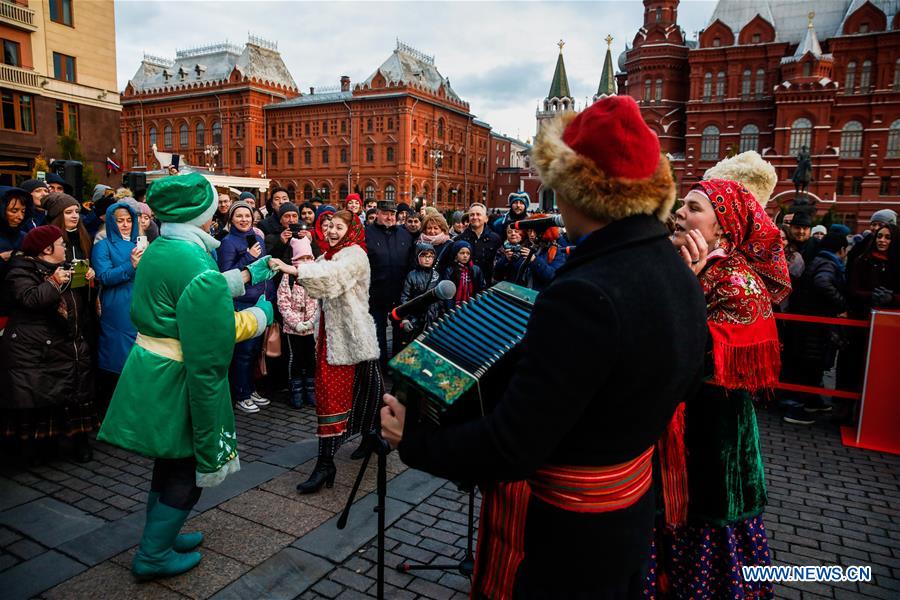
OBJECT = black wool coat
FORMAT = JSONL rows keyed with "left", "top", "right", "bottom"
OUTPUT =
{"left": 399, "top": 214, "right": 708, "bottom": 596}
{"left": 455, "top": 226, "right": 502, "bottom": 282}
{"left": 0, "top": 255, "right": 92, "bottom": 409}
{"left": 365, "top": 223, "right": 414, "bottom": 309}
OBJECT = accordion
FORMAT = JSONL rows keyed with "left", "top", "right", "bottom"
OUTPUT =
{"left": 389, "top": 282, "right": 538, "bottom": 426}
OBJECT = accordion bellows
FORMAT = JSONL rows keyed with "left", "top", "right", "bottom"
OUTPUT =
{"left": 389, "top": 282, "right": 538, "bottom": 426}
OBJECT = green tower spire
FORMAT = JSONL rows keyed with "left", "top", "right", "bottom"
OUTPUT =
{"left": 548, "top": 39, "right": 571, "bottom": 99}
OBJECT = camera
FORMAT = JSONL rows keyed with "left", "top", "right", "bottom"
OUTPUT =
{"left": 289, "top": 222, "right": 308, "bottom": 238}
{"left": 503, "top": 242, "right": 521, "bottom": 254}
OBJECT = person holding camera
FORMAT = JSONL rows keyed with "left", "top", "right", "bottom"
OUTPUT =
{"left": 93, "top": 202, "right": 144, "bottom": 416}
{"left": 1, "top": 225, "right": 97, "bottom": 464}
{"left": 493, "top": 223, "right": 530, "bottom": 285}
{"left": 264, "top": 202, "right": 308, "bottom": 265}
{"left": 218, "top": 201, "right": 271, "bottom": 414}
{"left": 519, "top": 217, "right": 567, "bottom": 292}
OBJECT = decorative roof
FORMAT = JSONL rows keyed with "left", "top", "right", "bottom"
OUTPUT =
{"left": 708, "top": 0, "right": 900, "bottom": 45}
{"left": 127, "top": 35, "right": 297, "bottom": 94}
{"left": 360, "top": 40, "right": 461, "bottom": 101}
{"left": 596, "top": 35, "right": 616, "bottom": 98}
{"left": 547, "top": 40, "right": 572, "bottom": 100}
{"left": 267, "top": 90, "right": 353, "bottom": 108}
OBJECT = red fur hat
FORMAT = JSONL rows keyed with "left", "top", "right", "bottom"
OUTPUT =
{"left": 532, "top": 95, "right": 675, "bottom": 223}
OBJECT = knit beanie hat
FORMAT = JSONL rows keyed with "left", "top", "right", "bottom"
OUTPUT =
{"left": 452, "top": 240, "right": 472, "bottom": 258}
{"left": 135, "top": 202, "right": 152, "bottom": 216}
{"left": 811, "top": 225, "right": 827, "bottom": 236}
{"left": 20, "top": 179, "right": 49, "bottom": 194}
{"left": 42, "top": 192, "right": 80, "bottom": 220}
{"left": 277, "top": 202, "right": 300, "bottom": 219}
{"left": 703, "top": 151, "right": 777, "bottom": 207}
{"left": 239, "top": 191, "right": 256, "bottom": 203}
{"left": 533, "top": 95, "right": 675, "bottom": 222}
{"left": 829, "top": 223, "right": 851, "bottom": 236}
{"left": 508, "top": 192, "right": 529, "bottom": 208}
{"left": 92, "top": 184, "right": 112, "bottom": 203}
{"left": 146, "top": 173, "right": 216, "bottom": 225}
{"left": 451, "top": 210, "right": 465, "bottom": 224}
{"left": 289, "top": 236, "right": 313, "bottom": 264}
{"left": 22, "top": 225, "right": 64, "bottom": 256}
{"left": 316, "top": 204, "right": 336, "bottom": 218}
{"left": 416, "top": 241, "right": 436, "bottom": 258}
{"left": 871, "top": 209, "right": 897, "bottom": 226}
{"left": 228, "top": 200, "right": 254, "bottom": 222}
{"left": 396, "top": 202, "right": 412, "bottom": 215}
{"left": 45, "top": 173, "right": 72, "bottom": 194}
{"left": 345, "top": 193, "right": 362, "bottom": 204}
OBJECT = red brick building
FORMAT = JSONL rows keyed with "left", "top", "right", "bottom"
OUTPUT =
{"left": 264, "top": 42, "right": 491, "bottom": 210}
{"left": 618, "top": 0, "right": 900, "bottom": 226}
{"left": 119, "top": 36, "right": 298, "bottom": 177}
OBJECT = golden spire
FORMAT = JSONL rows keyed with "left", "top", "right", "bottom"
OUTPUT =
{"left": 605, "top": 34, "right": 614, "bottom": 49}
{"left": 808, "top": 11, "right": 815, "bottom": 28}
{"left": 557, "top": 39, "right": 565, "bottom": 54}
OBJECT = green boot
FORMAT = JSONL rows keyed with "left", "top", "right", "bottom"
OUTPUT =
{"left": 132, "top": 499, "right": 202, "bottom": 580}
{"left": 147, "top": 491, "right": 204, "bottom": 552}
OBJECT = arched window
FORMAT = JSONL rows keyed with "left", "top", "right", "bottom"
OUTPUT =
{"left": 303, "top": 184, "right": 313, "bottom": 200}
{"left": 437, "top": 186, "right": 444, "bottom": 204}
{"left": 411, "top": 148, "right": 417, "bottom": 163}
{"left": 739, "top": 124, "right": 760, "bottom": 153}
{"left": 715, "top": 71, "right": 726, "bottom": 99}
{"left": 702, "top": 72, "right": 712, "bottom": 101}
{"left": 894, "top": 58, "right": 900, "bottom": 91}
{"left": 437, "top": 118, "right": 445, "bottom": 138}
{"left": 789, "top": 118, "right": 813, "bottom": 155}
{"left": 840, "top": 121, "right": 864, "bottom": 158}
{"left": 860, "top": 60, "right": 873, "bottom": 93}
{"left": 212, "top": 121, "right": 222, "bottom": 146}
{"left": 364, "top": 184, "right": 375, "bottom": 201}
{"left": 384, "top": 184, "right": 396, "bottom": 201}
{"left": 845, "top": 61, "right": 857, "bottom": 93}
{"left": 886, "top": 120, "right": 900, "bottom": 157}
{"left": 195, "top": 122, "right": 205, "bottom": 146}
{"left": 179, "top": 123, "right": 188, "bottom": 148}
{"left": 163, "top": 125, "right": 172, "bottom": 148}
{"left": 655, "top": 79, "right": 663, "bottom": 102}
{"left": 755, "top": 68, "right": 765, "bottom": 98}
{"left": 741, "top": 69, "right": 752, "bottom": 99}
{"left": 644, "top": 79, "right": 651, "bottom": 102}
{"left": 149, "top": 126, "right": 157, "bottom": 147}
{"left": 700, "top": 125, "right": 720, "bottom": 160}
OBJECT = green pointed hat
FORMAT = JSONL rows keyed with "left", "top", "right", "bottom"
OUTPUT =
{"left": 146, "top": 172, "right": 216, "bottom": 224}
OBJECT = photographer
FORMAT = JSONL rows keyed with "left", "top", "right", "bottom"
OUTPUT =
{"left": 493, "top": 223, "right": 530, "bottom": 285}
{"left": 1, "top": 225, "right": 96, "bottom": 464}
{"left": 264, "top": 202, "right": 308, "bottom": 265}
{"left": 521, "top": 218, "right": 567, "bottom": 292}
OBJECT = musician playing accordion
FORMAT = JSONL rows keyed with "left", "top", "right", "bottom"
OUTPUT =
{"left": 382, "top": 96, "right": 708, "bottom": 600}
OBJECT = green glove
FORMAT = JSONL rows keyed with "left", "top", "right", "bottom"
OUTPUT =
{"left": 255, "top": 296, "right": 274, "bottom": 326}
{"left": 246, "top": 255, "right": 277, "bottom": 285}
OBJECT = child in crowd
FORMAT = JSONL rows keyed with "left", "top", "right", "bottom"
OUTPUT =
{"left": 398, "top": 243, "right": 442, "bottom": 347}
{"left": 277, "top": 236, "right": 318, "bottom": 408}
{"left": 442, "top": 240, "right": 484, "bottom": 308}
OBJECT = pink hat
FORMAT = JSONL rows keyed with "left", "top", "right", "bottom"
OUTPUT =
{"left": 289, "top": 236, "right": 313, "bottom": 264}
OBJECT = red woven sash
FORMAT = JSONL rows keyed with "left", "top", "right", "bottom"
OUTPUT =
{"left": 528, "top": 447, "right": 654, "bottom": 513}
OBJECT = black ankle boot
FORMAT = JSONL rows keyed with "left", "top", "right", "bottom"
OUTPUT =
{"left": 289, "top": 378, "right": 303, "bottom": 409}
{"left": 296, "top": 458, "right": 336, "bottom": 494}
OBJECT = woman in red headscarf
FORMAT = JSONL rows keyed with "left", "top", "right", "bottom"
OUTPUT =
{"left": 274, "top": 210, "right": 381, "bottom": 493}
{"left": 649, "top": 179, "right": 790, "bottom": 599}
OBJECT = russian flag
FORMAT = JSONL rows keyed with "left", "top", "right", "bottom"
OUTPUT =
{"left": 106, "top": 156, "right": 121, "bottom": 174}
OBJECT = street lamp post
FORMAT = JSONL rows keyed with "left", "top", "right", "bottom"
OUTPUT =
{"left": 430, "top": 149, "right": 443, "bottom": 207}
{"left": 204, "top": 145, "right": 219, "bottom": 172}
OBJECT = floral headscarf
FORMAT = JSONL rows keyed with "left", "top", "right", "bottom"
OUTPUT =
{"left": 318, "top": 210, "right": 366, "bottom": 260}
{"left": 692, "top": 179, "right": 790, "bottom": 305}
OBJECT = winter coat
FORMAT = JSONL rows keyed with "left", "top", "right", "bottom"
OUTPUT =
{"left": 93, "top": 202, "right": 139, "bottom": 374}
{"left": 798, "top": 253, "right": 847, "bottom": 317}
{"left": 847, "top": 252, "right": 900, "bottom": 316}
{"left": 294, "top": 244, "right": 379, "bottom": 365}
{"left": 398, "top": 215, "right": 708, "bottom": 589}
{"left": 365, "top": 223, "right": 414, "bottom": 308}
{"left": 526, "top": 243, "right": 567, "bottom": 291}
{"left": 455, "top": 227, "right": 502, "bottom": 282}
{"left": 0, "top": 255, "right": 92, "bottom": 409}
{"left": 442, "top": 261, "right": 485, "bottom": 308}
{"left": 217, "top": 228, "right": 266, "bottom": 307}
{"left": 277, "top": 275, "right": 318, "bottom": 336}
{"left": 400, "top": 266, "right": 442, "bottom": 331}
{"left": 493, "top": 246, "right": 529, "bottom": 285}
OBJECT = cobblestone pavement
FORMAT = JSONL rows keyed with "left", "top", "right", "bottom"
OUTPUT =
{"left": 0, "top": 396, "right": 897, "bottom": 599}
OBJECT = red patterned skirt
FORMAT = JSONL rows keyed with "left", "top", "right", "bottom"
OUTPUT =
{"left": 314, "top": 318, "right": 356, "bottom": 437}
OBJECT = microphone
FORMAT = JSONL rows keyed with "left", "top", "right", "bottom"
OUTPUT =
{"left": 512, "top": 214, "right": 565, "bottom": 230}
{"left": 391, "top": 280, "right": 456, "bottom": 321}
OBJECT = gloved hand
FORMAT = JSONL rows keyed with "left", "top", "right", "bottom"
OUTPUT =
{"left": 871, "top": 286, "right": 893, "bottom": 307}
{"left": 246, "top": 255, "right": 277, "bottom": 285}
{"left": 255, "top": 296, "right": 274, "bottom": 326}
{"left": 400, "top": 319, "right": 414, "bottom": 332}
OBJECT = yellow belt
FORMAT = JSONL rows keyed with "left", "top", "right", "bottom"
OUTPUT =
{"left": 135, "top": 333, "right": 183, "bottom": 363}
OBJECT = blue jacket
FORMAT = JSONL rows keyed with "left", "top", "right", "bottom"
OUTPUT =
{"left": 527, "top": 243, "right": 567, "bottom": 291}
{"left": 217, "top": 227, "right": 266, "bottom": 307}
{"left": 93, "top": 202, "right": 139, "bottom": 373}
{"left": 0, "top": 187, "right": 32, "bottom": 255}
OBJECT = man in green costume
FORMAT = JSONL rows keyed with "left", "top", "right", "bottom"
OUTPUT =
{"left": 98, "top": 173, "right": 276, "bottom": 580}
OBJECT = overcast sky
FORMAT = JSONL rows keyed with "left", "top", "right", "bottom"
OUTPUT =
{"left": 115, "top": 0, "right": 716, "bottom": 140}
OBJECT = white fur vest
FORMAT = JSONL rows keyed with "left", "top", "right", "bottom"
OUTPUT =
{"left": 294, "top": 244, "right": 380, "bottom": 366}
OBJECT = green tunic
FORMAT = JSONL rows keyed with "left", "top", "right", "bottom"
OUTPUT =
{"left": 98, "top": 237, "right": 240, "bottom": 486}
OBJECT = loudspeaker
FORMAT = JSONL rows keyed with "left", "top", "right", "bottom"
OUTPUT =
{"left": 122, "top": 172, "right": 147, "bottom": 195}
{"left": 49, "top": 160, "right": 83, "bottom": 200}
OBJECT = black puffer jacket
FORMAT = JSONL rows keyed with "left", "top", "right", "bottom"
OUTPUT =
{"left": 366, "top": 223, "right": 414, "bottom": 308}
{"left": 0, "top": 255, "right": 92, "bottom": 409}
{"left": 400, "top": 266, "right": 441, "bottom": 331}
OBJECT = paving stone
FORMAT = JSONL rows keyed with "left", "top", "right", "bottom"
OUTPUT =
{"left": 256, "top": 438, "right": 318, "bottom": 468}
{"left": 408, "top": 577, "right": 456, "bottom": 600}
{"left": 6, "top": 538, "right": 45, "bottom": 560}
{"left": 56, "top": 511, "right": 144, "bottom": 567}
{"left": 0, "top": 477, "right": 41, "bottom": 512}
{"left": 329, "top": 567, "right": 373, "bottom": 593}
{"left": 219, "top": 489, "right": 331, "bottom": 537}
{"left": 192, "top": 461, "right": 285, "bottom": 513}
{"left": 0, "top": 497, "right": 104, "bottom": 548}
{"left": 185, "top": 509, "right": 293, "bottom": 566}
{"left": 158, "top": 549, "right": 249, "bottom": 599}
{"left": 0, "top": 550, "right": 86, "bottom": 600}
{"left": 386, "top": 468, "right": 445, "bottom": 505}
{"left": 44, "top": 560, "right": 183, "bottom": 600}
{"left": 211, "top": 547, "right": 332, "bottom": 600}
